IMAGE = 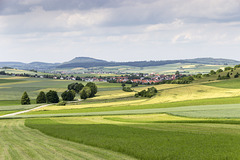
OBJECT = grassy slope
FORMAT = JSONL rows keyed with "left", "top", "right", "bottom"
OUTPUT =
{"left": 204, "top": 78, "right": 240, "bottom": 89}
{"left": 0, "top": 119, "right": 135, "bottom": 160}
{"left": 26, "top": 116, "right": 240, "bottom": 160}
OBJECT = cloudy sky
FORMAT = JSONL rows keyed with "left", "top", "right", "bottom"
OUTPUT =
{"left": 1, "top": 0, "right": 240, "bottom": 63}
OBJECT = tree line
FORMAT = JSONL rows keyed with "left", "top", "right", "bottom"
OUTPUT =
{"left": 21, "top": 82, "right": 97, "bottom": 105}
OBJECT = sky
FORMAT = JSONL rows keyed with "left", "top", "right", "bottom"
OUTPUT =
{"left": 1, "top": 0, "right": 240, "bottom": 63}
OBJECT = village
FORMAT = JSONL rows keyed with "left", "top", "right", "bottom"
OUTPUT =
{"left": 0, "top": 69, "right": 180, "bottom": 85}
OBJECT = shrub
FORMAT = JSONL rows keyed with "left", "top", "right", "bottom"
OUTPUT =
{"left": 36, "top": 91, "right": 46, "bottom": 104}
{"left": 46, "top": 90, "right": 59, "bottom": 103}
{"left": 217, "top": 73, "right": 231, "bottom": 80}
{"left": 57, "top": 101, "right": 67, "bottom": 106}
{"left": 122, "top": 87, "right": 133, "bottom": 92}
{"left": 131, "top": 83, "right": 139, "bottom": 87}
{"left": 135, "top": 87, "right": 158, "bottom": 98}
{"left": 234, "top": 73, "right": 239, "bottom": 78}
{"left": 21, "top": 91, "right": 31, "bottom": 105}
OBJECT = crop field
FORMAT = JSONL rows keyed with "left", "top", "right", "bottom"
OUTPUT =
{"left": 25, "top": 114, "right": 240, "bottom": 160}
{"left": 0, "top": 119, "right": 134, "bottom": 160}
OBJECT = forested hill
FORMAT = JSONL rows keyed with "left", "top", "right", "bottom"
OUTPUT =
{"left": 56, "top": 57, "right": 240, "bottom": 68}
{"left": 0, "top": 57, "right": 239, "bottom": 70}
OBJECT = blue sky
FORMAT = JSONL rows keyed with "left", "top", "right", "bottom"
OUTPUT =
{"left": 1, "top": 0, "right": 240, "bottom": 62}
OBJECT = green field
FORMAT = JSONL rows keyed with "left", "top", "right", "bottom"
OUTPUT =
{"left": 204, "top": 78, "right": 240, "bottom": 89}
{"left": 0, "top": 70, "right": 240, "bottom": 159}
{"left": 0, "top": 119, "right": 134, "bottom": 160}
{"left": 25, "top": 115, "right": 240, "bottom": 160}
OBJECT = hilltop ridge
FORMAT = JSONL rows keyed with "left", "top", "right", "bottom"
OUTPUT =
{"left": 0, "top": 57, "right": 239, "bottom": 71}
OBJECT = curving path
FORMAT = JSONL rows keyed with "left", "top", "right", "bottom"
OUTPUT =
{"left": 0, "top": 104, "right": 51, "bottom": 118}
{"left": 0, "top": 119, "right": 136, "bottom": 160}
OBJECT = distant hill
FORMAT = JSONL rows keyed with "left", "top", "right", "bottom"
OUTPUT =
{"left": 64, "top": 57, "right": 107, "bottom": 64}
{"left": 0, "top": 57, "right": 239, "bottom": 70}
{"left": 56, "top": 57, "right": 240, "bottom": 68}
{"left": 0, "top": 62, "right": 25, "bottom": 68}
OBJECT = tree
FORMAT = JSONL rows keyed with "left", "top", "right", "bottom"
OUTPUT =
{"left": 68, "top": 83, "right": 77, "bottom": 90}
{"left": 61, "top": 90, "right": 75, "bottom": 101}
{"left": 216, "top": 69, "right": 223, "bottom": 73}
{"left": 86, "top": 82, "right": 97, "bottom": 97}
{"left": 175, "top": 71, "right": 180, "bottom": 75}
{"left": 36, "top": 91, "right": 46, "bottom": 104}
{"left": 121, "top": 83, "right": 126, "bottom": 87}
{"left": 224, "top": 67, "right": 233, "bottom": 71}
{"left": 46, "top": 90, "right": 59, "bottom": 103}
{"left": 234, "top": 73, "right": 239, "bottom": 78}
{"left": 74, "top": 83, "right": 84, "bottom": 93}
{"left": 226, "top": 72, "right": 230, "bottom": 78}
{"left": 209, "top": 70, "right": 216, "bottom": 75}
{"left": 79, "top": 86, "right": 92, "bottom": 98}
{"left": 80, "top": 90, "right": 87, "bottom": 100}
{"left": 21, "top": 91, "right": 31, "bottom": 105}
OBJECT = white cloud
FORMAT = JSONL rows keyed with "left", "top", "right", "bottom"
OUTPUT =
{"left": 19, "top": 0, "right": 42, "bottom": 5}
{"left": 1, "top": 0, "right": 240, "bottom": 62}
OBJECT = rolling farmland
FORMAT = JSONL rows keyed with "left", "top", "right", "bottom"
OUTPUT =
{"left": 0, "top": 72, "right": 240, "bottom": 159}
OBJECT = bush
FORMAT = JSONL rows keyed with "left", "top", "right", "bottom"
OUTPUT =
{"left": 61, "top": 90, "right": 75, "bottom": 101}
{"left": 135, "top": 87, "right": 158, "bottom": 98}
{"left": 21, "top": 91, "right": 31, "bottom": 105}
{"left": 46, "top": 90, "right": 59, "bottom": 103}
{"left": 36, "top": 91, "right": 46, "bottom": 104}
{"left": 122, "top": 87, "right": 133, "bottom": 92}
{"left": 217, "top": 73, "right": 231, "bottom": 80}
{"left": 131, "top": 83, "right": 139, "bottom": 87}
{"left": 234, "top": 73, "right": 239, "bottom": 78}
{"left": 57, "top": 101, "right": 67, "bottom": 106}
